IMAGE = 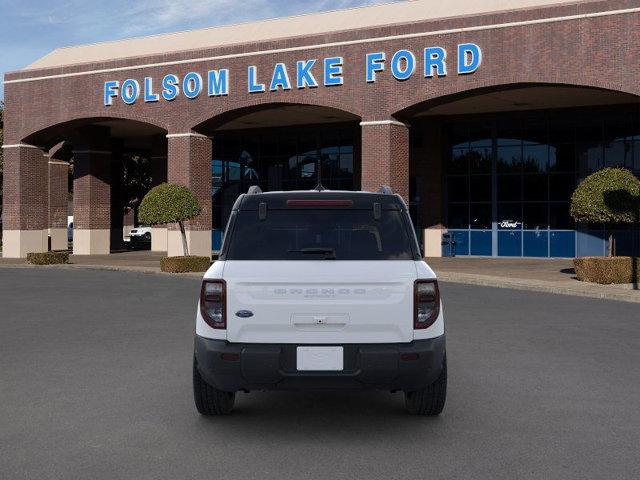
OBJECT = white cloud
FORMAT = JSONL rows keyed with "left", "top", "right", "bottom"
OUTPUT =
{"left": 0, "top": 0, "right": 400, "bottom": 98}
{"left": 12, "top": 0, "right": 399, "bottom": 40}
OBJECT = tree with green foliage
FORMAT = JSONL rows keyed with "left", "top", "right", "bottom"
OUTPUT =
{"left": 122, "top": 154, "right": 152, "bottom": 205}
{"left": 120, "top": 153, "right": 152, "bottom": 224}
{"left": 138, "top": 183, "right": 202, "bottom": 256}
{"left": 570, "top": 167, "right": 640, "bottom": 256}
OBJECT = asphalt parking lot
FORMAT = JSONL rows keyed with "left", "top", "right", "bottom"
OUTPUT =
{"left": 1, "top": 268, "right": 639, "bottom": 480}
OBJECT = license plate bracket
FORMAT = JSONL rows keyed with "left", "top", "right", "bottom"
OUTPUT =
{"left": 296, "top": 346, "right": 344, "bottom": 371}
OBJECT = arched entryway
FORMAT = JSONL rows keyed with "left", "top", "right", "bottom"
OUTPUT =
{"left": 3, "top": 117, "right": 167, "bottom": 257}
{"left": 396, "top": 84, "right": 640, "bottom": 258}
{"left": 193, "top": 103, "right": 361, "bottom": 251}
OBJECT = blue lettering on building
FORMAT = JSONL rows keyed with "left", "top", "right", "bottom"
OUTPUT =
{"left": 424, "top": 47, "right": 447, "bottom": 77}
{"left": 182, "top": 72, "right": 203, "bottom": 99}
{"left": 390, "top": 50, "right": 416, "bottom": 81}
{"left": 143, "top": 77, "right": 159, "bottom": 102}
{"left": 103, "top": 44, "right": 482, "bottom": 106}
{"left": 269, "top": 63, "right": 292, "bottom": 91}
{"left": 323, "top": 57, "right": 344, "bottom": 86}
{"left": 121, "top": 79, "right": 140, "bottom": 105}
{"left": 366, "top": 52, "right": 385, "bottom": 83}
{"left": 208, "top": 69, "right": 229, "bottom": 96}
{"left": 457, "top": 43, "right": 482, "bottom": 74}
{"left": 161, "top": 74, "right": 179, "bottom": 101}
{"left": 296, "top": 60, "right": 318, "bottom": 89}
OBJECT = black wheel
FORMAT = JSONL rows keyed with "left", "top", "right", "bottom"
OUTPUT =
{"left": 193, "top": 357, "right": 235, "bottom": 415}
{"left": 404, "top": 354, "right": 447, "bottom": 416}
{"left": 144, "top": 232, "right": 151, "bottom": 241}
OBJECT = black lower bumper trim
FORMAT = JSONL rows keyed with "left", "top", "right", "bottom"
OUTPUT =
{"left": 194, "top": 335, "right": 445, "bottom": 392}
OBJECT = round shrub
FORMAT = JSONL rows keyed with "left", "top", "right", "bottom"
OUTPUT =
{"left": 139, "top": 183, "right": 202, "bottom": 256}
{"left": 27, "top": 251, "right": 69, "bottom": 265}
{"left": 160, "top": 256, "right": 211, "bottom": 273}
{"left": 570, "top": 168, "right": 640, "bottom": 224}
{"left": 139, "top": 183, "right": 202, "bottom": 226}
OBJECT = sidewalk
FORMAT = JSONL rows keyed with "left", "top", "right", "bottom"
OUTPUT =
{"left": 1, "top": 252, "right": 639, "bottom": 302}
{"left": 0, "top": 251, "right": 203, "bottom": 276}
{"left": 426, "top": 257, "right": 640, "bottom": 303}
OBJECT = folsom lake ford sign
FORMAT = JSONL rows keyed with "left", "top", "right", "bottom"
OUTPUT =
{"left": 103, "top": 43, "right": 482, "bottom": 106}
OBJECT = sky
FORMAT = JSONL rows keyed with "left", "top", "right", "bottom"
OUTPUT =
{"left": 0, "top": 0, "right": 401, "bottom": 100}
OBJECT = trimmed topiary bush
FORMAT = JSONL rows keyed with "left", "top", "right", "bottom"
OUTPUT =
{"left": 160, "top": 256, "right": 211, "bottom": 273}
{"left": 574, "top": 256, "right": 639, "bottom": 284}
{"left": 570, "top": 168, "right": 640, "bottom": 224}
{"left": 139, "top": 183, "right": 202, "bottom": 256}
{"left": 27, "top": 251, "right": 69, "bottom": 265}
{"left": 571, "top": 168, "right": 640, "bottom": 257}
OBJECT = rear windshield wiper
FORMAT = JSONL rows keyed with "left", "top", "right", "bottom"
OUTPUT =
{"left": 287, "top": 247, "right": 337, "bottom": 259}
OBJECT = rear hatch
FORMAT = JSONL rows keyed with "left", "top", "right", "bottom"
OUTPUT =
{"left": 224, "top": 261, "right": 417, "bottom": 343}
{"left": 220, "top": 192, "right": 421, "bottom": 344}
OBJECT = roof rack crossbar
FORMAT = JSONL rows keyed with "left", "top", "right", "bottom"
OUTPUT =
{"left": 247, "top": 185, "right": 262, "bottom": 195}
{"left": 378, "top": 185, "right": 394, "bottom": 195}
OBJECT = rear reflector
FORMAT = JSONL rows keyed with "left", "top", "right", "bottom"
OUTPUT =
{"left": 287, "top": 199, "right": 353, "bottom": 207}
{"left": 401, "top": 353, "right": 419, "bottom": 361}
{"left": 221, "top": 353, "right": 240, "bottom": 362}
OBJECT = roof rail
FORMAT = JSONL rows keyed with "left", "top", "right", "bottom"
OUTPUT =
{"left": 247, "top": 185, "right": 262, "bottom": 195}
{"left": 378, "top": 185, "right": 394, "bottom": 195}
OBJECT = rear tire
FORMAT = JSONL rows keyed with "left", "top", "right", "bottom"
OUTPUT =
{"left": 404, "top": 354, "right": 447, "bottom": 416}
{"left": 193, "top": 357, "right": 235, "bottom": 415}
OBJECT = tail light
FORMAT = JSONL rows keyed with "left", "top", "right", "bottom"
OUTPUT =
{"left": 414, "top": 279, "right": 440, "bottom": 329}
{"left": 200, "top": 279, "right": 226, "bottom": 329}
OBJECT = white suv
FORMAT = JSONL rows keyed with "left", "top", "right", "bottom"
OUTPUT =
{"left": 193, "top": 187, "right": 446, "bottom": 415}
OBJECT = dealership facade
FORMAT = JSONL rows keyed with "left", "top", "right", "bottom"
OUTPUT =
{"left": 3, "top": 0, "right": 640, "bottom": 258}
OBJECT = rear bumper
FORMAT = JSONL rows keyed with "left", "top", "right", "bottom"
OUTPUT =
{"left": 194, "top": 335, "right": 445, "bottom": 392}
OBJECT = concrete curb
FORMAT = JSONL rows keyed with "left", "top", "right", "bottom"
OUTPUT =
{"left": 436, "top": 272, "right": 640, "bottom": 304}
{"left": 0, "top": 262, "right": 205, "bottom": 278}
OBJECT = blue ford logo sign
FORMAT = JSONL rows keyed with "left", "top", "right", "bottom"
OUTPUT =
{"left": 236, "top": 310, "right": 254, "bottom": 318}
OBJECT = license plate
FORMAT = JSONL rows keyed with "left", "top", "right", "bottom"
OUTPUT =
{"left": 296, "top": 346, "right": 344, "bottom": 371}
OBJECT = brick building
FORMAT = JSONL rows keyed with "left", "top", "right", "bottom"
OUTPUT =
{"left": 3, "top": 0, "right": 640, "bottom": 258}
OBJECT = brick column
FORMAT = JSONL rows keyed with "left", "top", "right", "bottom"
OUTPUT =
{"left": 166, "top": 133, "right": 212, "bottom": 258}
{"left": 411, "top": 118, "right": 445, "bottom": 257}
{"left": 110, "top": 146, "right": 125, "bottom": 251}
{"left": 1, "top": 144, "right": 49, "bottom": 258}
{"left": 72, "top": 127, "right": 112, "bottom": 255}
{"left": 360, "top": 120, "right": 410, "bottom": 202}
{"left": 48, "top": 158, "right": 69, "bottom": 251}
{"left": 150, "top": 134, "right": 168, "bottom": 252}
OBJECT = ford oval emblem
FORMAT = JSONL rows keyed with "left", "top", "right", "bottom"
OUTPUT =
{"left": 236, "top": 310, "right": 254, "bottom": 318}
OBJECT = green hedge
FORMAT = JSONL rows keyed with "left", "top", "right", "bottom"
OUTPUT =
{"left": 574, "top": 256, "right": 640, "bottom": 284}
{"left": 160, "top": 256, "right": 211, "bottom": 273}
{"left": 27, "top": 251, "right": 70, "bottom": 265}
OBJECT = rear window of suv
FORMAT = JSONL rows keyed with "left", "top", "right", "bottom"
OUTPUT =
{"left": 224, "top": 209, "right": 418, "bottom": 260}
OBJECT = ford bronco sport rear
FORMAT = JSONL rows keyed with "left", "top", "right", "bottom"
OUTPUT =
{"left": 193, "top": 187, "right": 446, "bottom": 415}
